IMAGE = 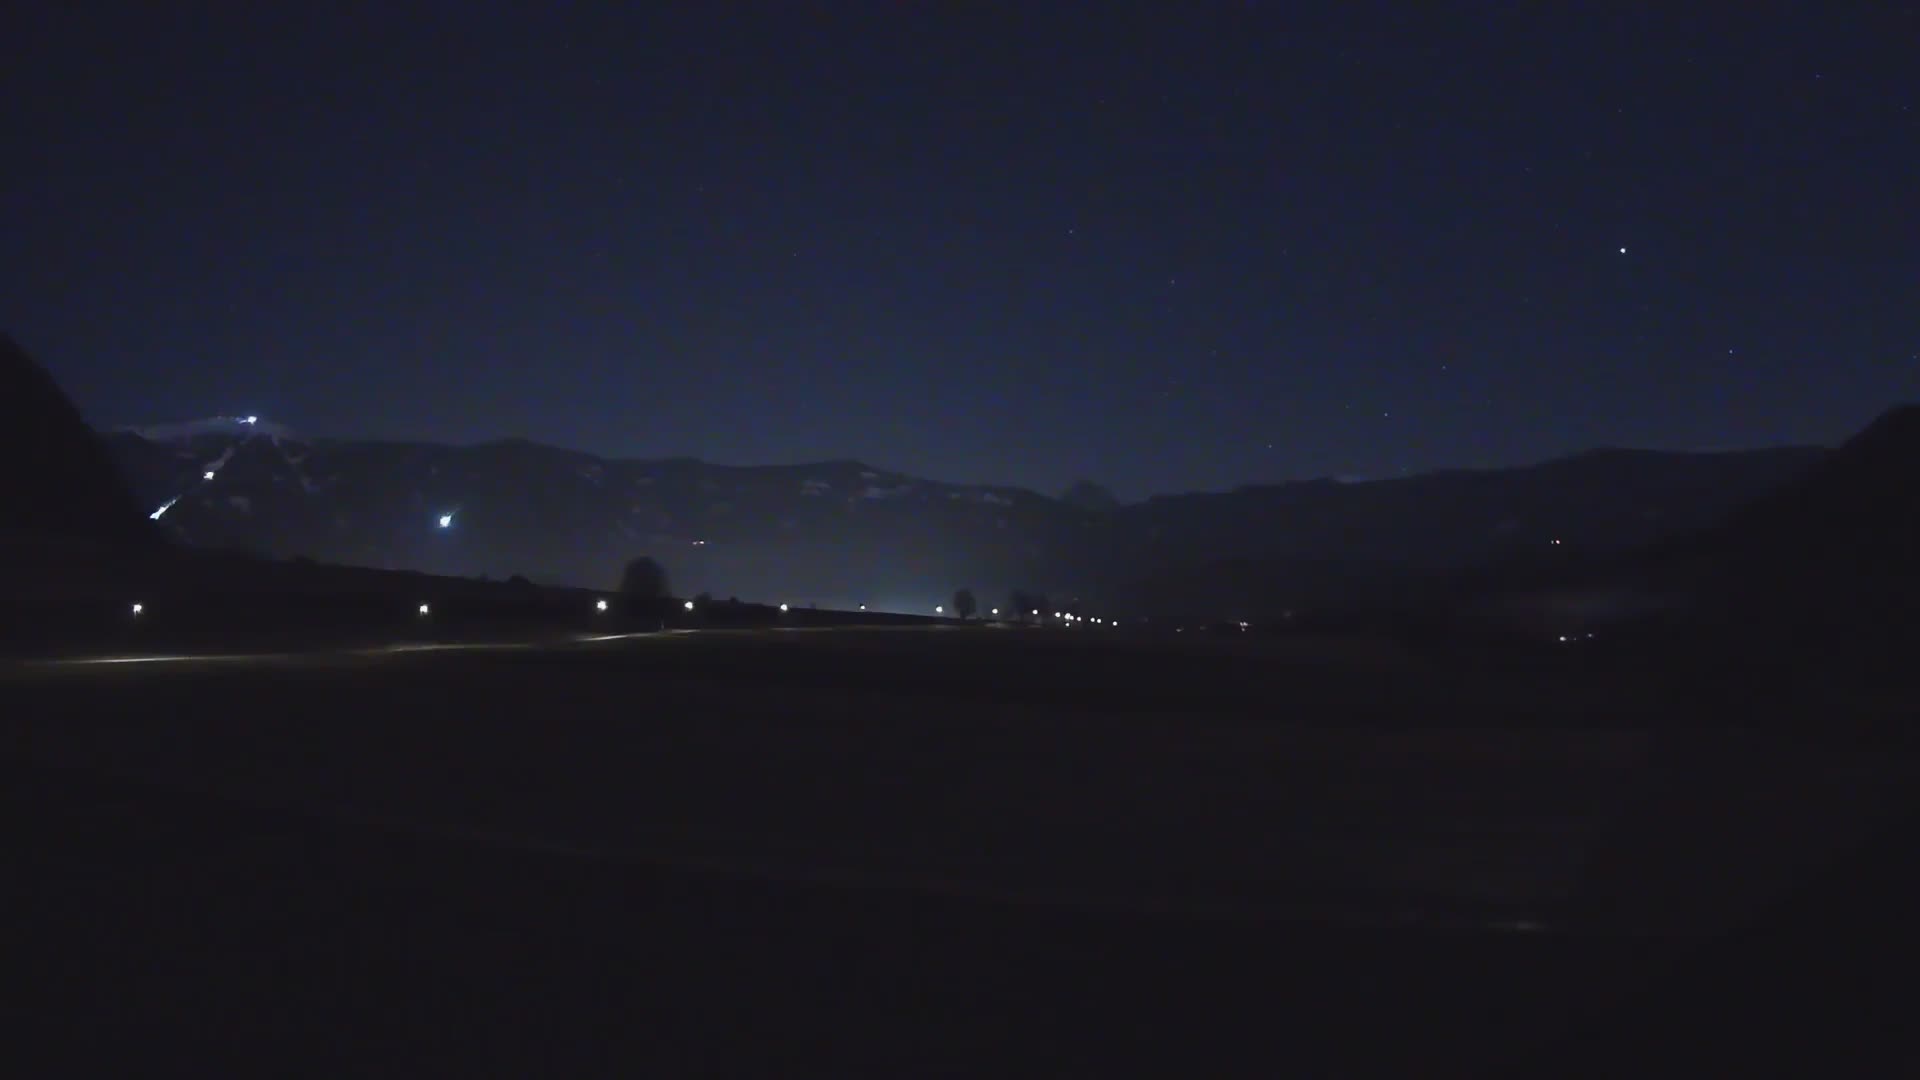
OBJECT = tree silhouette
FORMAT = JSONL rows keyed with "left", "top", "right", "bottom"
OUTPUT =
{"left": 619, "top": 556, "right": 669, "bottom": 599}
{"left": 952, "top": 587, "right": 978, "bottom": 621}
{"left": 1007, "top": 590, "right": 1047, "bottom": 623}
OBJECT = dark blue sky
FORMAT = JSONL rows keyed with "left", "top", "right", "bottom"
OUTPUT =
{"left": 8, "top": 3, "right": 1917, "bottom": 498}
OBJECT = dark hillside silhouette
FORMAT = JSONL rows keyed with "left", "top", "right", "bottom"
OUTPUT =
{"left": 1656, "top": 405, "right": 1920, "bottom": 639}
{"left": 0, "top": 334, "right": 156, "bottom": 547}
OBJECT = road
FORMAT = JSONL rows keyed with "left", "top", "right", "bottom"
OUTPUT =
{"left": 6, "top": 625, "right": 1905, "bottom": 933}
{"left": 5, "top": 626, "right": 1914, "bottom": 1074}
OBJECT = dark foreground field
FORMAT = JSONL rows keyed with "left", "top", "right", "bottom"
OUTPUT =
{"left": 5, "top": 628, "right": 1916, "bottom": 1075}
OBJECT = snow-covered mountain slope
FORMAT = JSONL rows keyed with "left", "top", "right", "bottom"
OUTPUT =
{"left": 99, "top": 422, "right": 1829, "bottom": 614}
{"left": 115, "top": 416, "right": 323, "bottom": 524}
{"left": 124, "top": 415, "right": 298, "bottom": 443}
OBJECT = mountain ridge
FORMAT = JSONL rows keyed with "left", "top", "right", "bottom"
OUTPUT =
{"left": 102, "top": 416, "right": 1833, "bottom": 614}
{"left": 113, "top": 413, "right": 1840, "bottom": 509}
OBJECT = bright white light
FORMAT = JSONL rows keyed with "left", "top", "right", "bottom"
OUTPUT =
{"left": 1618, "top": 247, "right": 1627, "bottom": 255}
{"left": 990, "top": 608, "right": 999, "bottom": 616}
{"left": 595, "top": 598, "right": 609, "bottom": 612}
{"left": 779, "top": 603, "right": 790, "bottom": 612}
{"left": 418, "top": 603, "right": 431, "bottom": 616}
{"left": 1557, "top": 634, "right": 1569, "bottom": 642}
{"left": 437, "top": 513, "right": 454, "bottom": 529}
{"left": 130, "top": 602, "right": 143, "bottom": 616}
{"left": 244, "top": 415, "right": 258, "bottom": 425}
{"left": 203, "top": 470, "right": 216, "bottom": 481}
{"left": 149, "top": 498, "right": 178, "bottom": 521}
{"left": 935, "top": 605, "right": 944, "bottom": 614}
{"left": 1052, "top": 612, "right": 1061, "bottom": 619}
{"left": 1551, "top": 538, "right": 1562, "bottom": 545}
{"left": 691, "top": 539, "right": 706, "bottom": 546}
{"left": 858, "top": 604, "right": 867, "bottom": 611}
{"left": 1031, "top": 609, "right": 1038, "bottom": 616}
{"left": 684, "top": 600, "right": 695, "bottom": 611}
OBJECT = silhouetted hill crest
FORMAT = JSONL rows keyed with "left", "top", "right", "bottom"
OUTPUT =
{"left": 0, "top": 334, "right": 157, "bottom": 547}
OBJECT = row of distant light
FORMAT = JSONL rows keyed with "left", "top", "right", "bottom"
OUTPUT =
{"left": 118, "top": 598, "right": 1547, "bottom": 640}
{"left": 123, "top": 597, "right": 926, "bottom": 619}
{"left": 922, "top": 605, "right": 1120, "bottom": 625}
{"left": 1050, "top": 611, "right": 1119, "bottom": 625}
{"left": 125, "top": 597, "right": 629, "bottom": 619}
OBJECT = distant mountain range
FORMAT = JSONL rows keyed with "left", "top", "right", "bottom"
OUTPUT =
{"left": 99, "top": 415, "right": 1827, "bottom": 616}
{"left": 17, "top": 330, "right": 1917, "bottom": 656}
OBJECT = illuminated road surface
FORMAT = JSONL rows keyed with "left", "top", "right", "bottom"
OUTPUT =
{"left": 7, "top": 625, "right": 852, "bottom": 675}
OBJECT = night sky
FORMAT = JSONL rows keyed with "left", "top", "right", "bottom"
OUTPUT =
{"left": 9, "top": 4, "right": 1916, "bottom": 499}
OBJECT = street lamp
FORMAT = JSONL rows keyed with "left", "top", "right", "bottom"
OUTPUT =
{"left": 684, "top": 600, "right": 695, "bottom": 611}
{"left": 417, "top": 603, "right": 431, "bottom": 616}
{"left": 780, "top": 603, "right": 790, "bottom": 612}
{"left": 934, "top": 605, "right": 944, "bottom": 614}
{"left": 130, "top": 602, "right": 144, "bottom": 616}
{"left": 595, "top": 598, "right": 609, "bottom": 612}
